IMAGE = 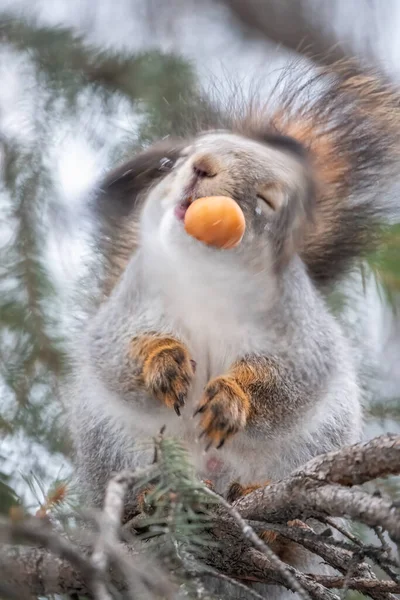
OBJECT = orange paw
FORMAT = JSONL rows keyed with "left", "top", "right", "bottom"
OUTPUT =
{"left": 132, "top": 335, "right": 195, "bottom": 415}
{"left": 137, "top": 485, "right": 157, "bottom": 515}
{"left": 202, "top": 479, "right": 216, "bottom": 491}
{"left": 194, "top": 376, "right": 250, "bottom": 450}
{"left": 226, "top": 480, "right": 271, "bottom": 503}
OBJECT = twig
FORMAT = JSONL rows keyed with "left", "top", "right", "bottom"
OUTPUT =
{"left": 219, "top": 0, "right": 379, "bottom": 66}
{"left": 91, "top": 466, "right": 158, "bottom": 600}
{"left": 246, "top": 517, "right": 400, "bottom": 600}
{"left": 246, "top": 519, "right": 358, "bottom": 572}
{"left": 218, "top": 0, "right": 350, "bottom": 64}
{"left": 247, "top": 548, "right": 340, "bottom": 600}
{"left": 0, "top": 518, "right": 98, "bottom": 583}
{"left": 261, "top": 518, "right": 398, "bottom": 570}
{"left": 179, "top": 549, "right": 267, "bottom": 600}
{"left": 0, "top": 518, "right": 100, "bottom": 597}
{"left": 0, "top": 581, "right": 30, "bottom": 600}
{"left": 0, "top": 516, "right": 173, "bottom": 600}
{"left": 233, "top": 440, "right": 400, "bottom": 545}
{"left": 300, "top": 435, "right": 400, "bottom": 487}
{"left": 374, "top": 526, "right": 391, "bottom": 553}
{"left": 306, "top": 485, "right": 400, "bottom": 542}
{"left": 310, "top": 575, "right": 400, "bottom": 594}
{"left": 318, "top": 519, "right": 399, "bottom": 578}
{"left": 203, "top": 486, "right": 311, "bottom": 600}
{"left": 323, "top": 517, "right": 362, "bottom": 547}
{"left": 198, "top": 565, "right": 266, "bottom": 600}
{"left": 246, "top": 517, "right": 396, "bottom": 600}
{"left": 341, "top": 553, "right": 360, "bottom": 599}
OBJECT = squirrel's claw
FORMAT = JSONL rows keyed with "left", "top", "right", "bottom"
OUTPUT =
{"left": 193, "top": 404, "right": 206, "bottom": 417}
{"left": 195, "top": 375, "right": 250, "bottom": 450}
{"left": 138, "top": 337, "right": 195, "bottom": 414}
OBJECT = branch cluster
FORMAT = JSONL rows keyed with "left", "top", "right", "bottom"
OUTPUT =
{"left": 0, "top": 434, "right": 399, "bottom": 599}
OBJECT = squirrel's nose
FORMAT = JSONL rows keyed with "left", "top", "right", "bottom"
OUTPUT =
{"left": 192, "top": 154, "right": 219, "bottom": 178}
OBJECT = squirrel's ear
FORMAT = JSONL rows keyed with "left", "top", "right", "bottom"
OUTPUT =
{"left": 96, "top": 138, "right": 185, "bottom": 219}
{"left": 93, "top": 138, "right": 185, "bottom": 297}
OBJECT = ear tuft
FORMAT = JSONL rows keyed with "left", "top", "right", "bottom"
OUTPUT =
{"left": 97, "top": 138, "right": 185, "bottom": 219}
{"left": 93, "top": 138, "right": 186, "bottom": 296}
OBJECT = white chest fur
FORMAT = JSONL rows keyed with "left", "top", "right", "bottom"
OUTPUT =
{"left": 137, "top": 243, "right": 278, "bottom": 489}
{"left": 151, "top": 248, "right": 274, "bottom": 392}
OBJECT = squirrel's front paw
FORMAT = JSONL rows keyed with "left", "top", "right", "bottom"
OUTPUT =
{"left": 132, "top": 335, "right": 195, "bottom": 415}
{"left": 194, "top": 376, "right": 250, "bottom": 449}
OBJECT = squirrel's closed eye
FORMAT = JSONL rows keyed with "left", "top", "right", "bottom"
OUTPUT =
{"left": 256, "top": 192, "right": 275, "bottom": 211}
{"left": 256, "top": 184, "right": 285, "bottom": 212}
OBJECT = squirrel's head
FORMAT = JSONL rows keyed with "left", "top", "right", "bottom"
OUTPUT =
{"left": 94, "top": 62, "right": 400, "bottom": 297}
{"left": 140, "top": 131, "right": 315, "bottom": 273}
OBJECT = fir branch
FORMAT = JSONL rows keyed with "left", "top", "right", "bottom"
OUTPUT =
{"left": 0, "top": 13, "right": 217, "bottom": 142}
{"left": 136, "top": 436, "right": 217, "bottom": 555}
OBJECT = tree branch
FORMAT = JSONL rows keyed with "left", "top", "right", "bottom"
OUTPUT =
{"left": 311, "top": 575, "right": 400, "bottom": 594}
{"left": 217, "top": 0, "right": 377, "bottom": 65}
{"left": 234, "top": 435, "right": 400, "bottom": 536}
{"left": 203, "top": 486, "right": 312, "bottom": 600}
{"left": 301, "top": 434, "right": 400, "bottom": 485}
{"left": 1, "top": 434, "right": 400, "bottom": 599}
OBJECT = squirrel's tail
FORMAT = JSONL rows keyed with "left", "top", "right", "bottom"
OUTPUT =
{"left": 263, "top": 60, "right": 400, "bottom": 288}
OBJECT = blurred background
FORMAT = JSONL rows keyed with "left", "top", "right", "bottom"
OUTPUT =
{"left": 0, "top": 0, "right": 400, "bottom": 527}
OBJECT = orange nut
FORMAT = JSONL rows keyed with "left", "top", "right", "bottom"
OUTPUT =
{"left": 184, "top": 196, "right": 245, "bottom": 249}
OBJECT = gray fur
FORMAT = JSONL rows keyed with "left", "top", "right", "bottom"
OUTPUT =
{"left": 65, "top": 131, "right": 363, "bottom": 599}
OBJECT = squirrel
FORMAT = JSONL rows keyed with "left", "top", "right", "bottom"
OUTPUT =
{"left": 64, "top": 61, "right": 400, "bottom": 599}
